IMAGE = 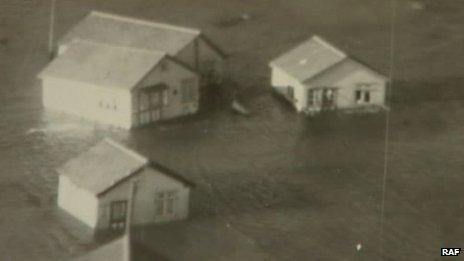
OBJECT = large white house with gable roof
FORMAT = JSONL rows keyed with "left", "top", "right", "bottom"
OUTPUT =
{"left": 38, "top": 11, "right": 226, "bottom": 128}
{"left": 269, "top": 35, "right": 388, "bottom": 114}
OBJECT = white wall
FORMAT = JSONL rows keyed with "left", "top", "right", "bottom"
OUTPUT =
{"left": 270, "top": 66, "right": 307, "bottom": 111}
{"left": 132, "top": 58, "right": 199, "bottom": 126}
{"left": 96, "top": 167, "right": 190, "bottom": 230}
{"left": 58, "top": 175, "right": 99, "bottom": 228}
{"left": 42, "top": 78, "right": 132, "bottom": 128}
{"left": 305, "top": 59, "right": 387, "bottom": 109}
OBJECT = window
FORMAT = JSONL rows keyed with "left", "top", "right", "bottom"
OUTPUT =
{"left": 139, "top": 92, "right": 149, "bottom": 110}
{"left": 154, "top": 190, "right": 177, "bottom": 217}
{"left": 109, "top": 200, "right": 128, "bottom": 230}
{"left": 355, "top": 90, "right": 362, "bottom": 102}
{"left": 307, "top": 89, "right": 314, "bottom": 106}
{"left": 162, "top": 89, "right": 169, "bottom": 106}
{"left": 138, "top": 87, "right": 167, "bottom": 125}
{"left": 321, "top": 87, "right": 336, "bottom": 108}
{"left": 355, "top": 90, "right": 371, "bottom": 104}
{"left": 365, "top": 91, "right": 370, "bottom": 102}
{"left": 181, "top": 78, "right": 196, "bottom": 103}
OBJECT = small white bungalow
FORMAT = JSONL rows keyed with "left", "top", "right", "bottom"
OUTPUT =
{"left": 39, "top": 11, "right": 226, "bottom": 129}
{"left": 269, "top": 35, "right": 388, "bottom": 114}
{"left": 57, "top": 138, "right": 193, "bottom": 233}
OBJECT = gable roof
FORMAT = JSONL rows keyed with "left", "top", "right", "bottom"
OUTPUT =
{"left": 57, "top": 138, "right": 149, "bottom": 196}
{"left": 270, "top": 35, "right": 349, "bottom": 82}
{"left": 59, "top": 11, "right": 200, "bottom": 56}
{"left": 58, "top": 138, "right": 193, "bottom": 196}
{"left": 38, "top": 40, "right": 165, "bottom": 89}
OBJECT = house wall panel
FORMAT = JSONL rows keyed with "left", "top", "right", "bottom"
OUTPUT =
{"left": 132, "top": 59, "right": 199, "bottom": 126}
{"left": 42, "top": 78, "right": 132, "bottom": 128}
{"left": 306, "top": 59, "right": 386, "bottom": 109}
{"left": 270, "top": 66, "right": 307, "bottom": 111}
{"left": 57, "top": 175, "right": 99, "bottom": 228}
{"left": 97, "top": 168, "right": 190, "bottom": 230}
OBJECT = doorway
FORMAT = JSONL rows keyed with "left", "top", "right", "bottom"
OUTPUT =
{"left": 307, "top": 87, "right": 337, "bottom": 111}
{"left": 109, "top": 200, "right": 128, "bottom": 231}
{"left": 138, "top": 84, "right": 168, "bottom": 125}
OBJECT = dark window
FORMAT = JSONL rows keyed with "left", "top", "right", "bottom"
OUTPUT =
{"left": 307, "top": 89, "right": 314, "bottom": 106}
{"left": 355, "top": 90, "right": 362, "bottom": 102}
{"left": 355, "top": 90, "right": 370, "bottom": 103}
{"left": 364, "top": 91, "right": 370, "bottom": 102}
{"left": 109, "top": 200, "right": 128, "bottom": 230}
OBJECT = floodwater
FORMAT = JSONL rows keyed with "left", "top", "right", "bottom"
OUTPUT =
{"left": 1, "top": 0, "right": 464, "bottom": 260}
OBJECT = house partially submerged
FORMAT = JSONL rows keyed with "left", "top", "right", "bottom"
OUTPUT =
{"left": 57, "top": 138, "right": 193, "bottom": 233}
{"left": 269, "top": 35, "right": 387, "bottom": 114}
{"left": 39, "top": 11, "right": 226, "bottom": 128}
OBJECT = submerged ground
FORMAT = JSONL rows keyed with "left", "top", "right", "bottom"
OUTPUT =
{"left": 0, "top": 0, "right": 464, "bottom": 260}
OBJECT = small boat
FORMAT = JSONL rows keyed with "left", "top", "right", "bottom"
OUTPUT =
{"left": 231, "top": 100, "right": 250, "bottom": 116}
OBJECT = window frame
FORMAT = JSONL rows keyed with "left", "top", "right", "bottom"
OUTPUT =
{"left": 154, "top": 189, "right": 178, "bottom": 217}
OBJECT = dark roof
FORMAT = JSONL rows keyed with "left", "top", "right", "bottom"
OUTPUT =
{"left": 39, "top": 40, "right": 165, "bottom": 89}
{"left": 57, "top": 138, "right": 149, "bottom": 195}
{"left": 270, "top": 35, "right": 347, "bottom": 82}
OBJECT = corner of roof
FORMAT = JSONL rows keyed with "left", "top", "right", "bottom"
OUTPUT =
{"left": 102, "top": 138, "right": 148, "bottom": 164}
{"left": 89, "top": 10, "right": 201, "bottom": 35}
{"left": 311, "top": 34, "right": 347, "bottom": 58}
{"left": 198, "top": 34, "right": 227, "bottom": 59}
{"left": 149, "top": 161, "right": 196, "bottom": 188}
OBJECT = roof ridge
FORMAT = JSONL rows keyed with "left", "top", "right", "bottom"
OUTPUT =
{"left": 70, "top": 39, "right": 167, "bottom": 56}
{"left": 103, "top": 138, "right": 148, "bottom": 164}
{"left": 311, "top": 35, "right": 347, "bottom": 58}
{"left": 90, "top": 10, "right": 201, "bottom": 35}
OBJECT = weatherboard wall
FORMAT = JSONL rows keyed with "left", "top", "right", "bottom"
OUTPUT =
{"left": 41, "top": 78, "right": 132, "bottom": 128}
{"left": 96, "top": 167, "right": 190, "bottom": 230}
{"left": 305, "top": 59, "right": 387, "bottom": 109}
{"left": 58, "top": 175, "right": 99, "bottom": 228}
{"left": 270, "top": 66, "right": 307, "bottom": 111}
{"left": 175, "top": 37, "right": 224, "bottom": 84}
{"left": 132, "top": 58, "right": 200, "bottom": 126}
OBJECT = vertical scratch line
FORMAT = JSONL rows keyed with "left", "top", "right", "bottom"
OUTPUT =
{"left": 379, "top": 0, "right": 397, "bottom": 259}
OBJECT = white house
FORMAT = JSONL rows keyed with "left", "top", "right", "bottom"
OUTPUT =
{"left": 57, "top": 138, "right": 193, "bottom": 233}
{"left": 39, "top": 11, "right": 226, "bottom": 129}
{"left": 269, "top": 35, "right": 388, "bottom": 114}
